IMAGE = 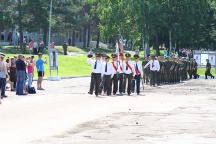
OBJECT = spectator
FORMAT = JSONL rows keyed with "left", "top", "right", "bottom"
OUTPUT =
{"left": 13, "top": 33, "right": 19, "bottom": 48}
{"left": 9, "top": 58, "right": 16, "bottom": 91}
{"left": 38, "top": 40, "right": 45, "bottom": 54}
{"left": 62, "top": 41, "right": 68, "bottom": 55}
{"left": 0, "top": 53, "right": 8, "bottom": 98}
{"left": 8, "top": 32, "right": 12, "bottom": 42}
{"left": 135, "top": 48, "right": 139, "bottom": 56}
{"left": 16, "top": 54, "right": 27, "bottom": 95}
{"left": 164, "top": 49, "right": 168, "bottom": 57}
{"left": 87, "top": 48, "right": 93, "bottom": 55}
{"left": 33, "top": 40, "right": 38, "bottom": 55}
{"left": 50, "top": 42, "right": 55, "bottom": 49}
{"left": 29, "top": 40, "right": 33, "bottom": 54}
{"left": 27, "top": 57, "right": 34, "bottom": 88}
{"left": 0, "top": 55, "right": 9, "bottom": 99}
{"left": 36, "top": 53, "right": 47, "bottom": 90}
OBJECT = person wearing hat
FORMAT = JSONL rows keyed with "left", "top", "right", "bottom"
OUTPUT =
{"left": 86, "top": 52, "right": 103, "bottom": 97}
{"left": 142, "top": 57, "right": 150, "bottom": 84}
{"left": 132, "top": 54, "right": 143, "bottom": 95}
{"left": 101, "top": 55, "right": 114, "bottom": 96}
{"left": 110, "top": 54, "right": 118, "bottom": 95}
{"left": 118, "top": 53, "right": 124, "bottom": 95}
{"left": 36, "top": 53, "right": 47, "bottom": 90}
{"left": 62, "top": 41, "right": 68, "bottom": 55}
{"left": 205, "top": 59, "right": 214, "bottom": 79}
{"left": 122, "top": 53, "right": 135, "bottom": 95}
{"left": 87, "top": 48, "right": 93, "bottom": 58}
{"left": 192, "top": 59, "right": 199, "bottom": 79}
{"left": 144, "top": 55, "right": 160, "bottom": 87}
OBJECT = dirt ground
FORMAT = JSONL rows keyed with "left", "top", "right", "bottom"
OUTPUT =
{"left": 0, "top": 77, "right": 216, "bottom": 144}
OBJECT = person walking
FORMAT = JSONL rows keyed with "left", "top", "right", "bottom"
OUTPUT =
{"left": 62, "top": 41, "right": 68, "bottom": 55}
{"left": 15, "top": 54, "right": 27, "bottom": 95}
{"left": 110, "top": 54, "right": 118, "bottom": 95}
{"left": 36, "top": 53, "right": 47, "bottom": 90}
{"left": 132, "top": 54, "right": 143, "bottom": 95}
{"left": 205, "top": 59, "right": 214, "bottom": 79}
{"left": 86, "top": 52, "right": 103, "bottom": 97}
{"left": 144, "top": 55, "right": 160, "bottom": 87}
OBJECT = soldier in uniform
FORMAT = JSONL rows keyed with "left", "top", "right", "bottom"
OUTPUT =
{"left": 132, "top": 54, "right": 143, "bottom": 95}
{"left": 192, "top": 59, "right": 199, "bottom": 79}
{"left": 205, "top": 59, "right": 214, "bottom": 79}
{"left": 160, "top": 57, "right": 165, "bottom": 84}
{"left": 86, "top": 52, "right": 103, "bottom": 97}
{"left": 142, "top": 57, "right": 150, "bottom": 84}
{"left": 123, "top": 53, "right": 135, "bottom": 95}
{"left": 101, "top": 55, "right": 114, "bottom": 96}
{"left": 110, "top": 54, "right": 118, "bottom": 95}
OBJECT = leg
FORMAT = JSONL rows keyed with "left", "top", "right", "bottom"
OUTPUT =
{"left": 123, "top": 74, "right": 127, "bottom": 93}
{"left": 1, "top": 78, "right": 6, "bottom": 96}
{"left": 90, "top": 73, "right": 96, "bottom": 94}
{"left": 131, "top": 77, "right": 135, "bottom": 93}
{"left": 127, "top": 74, "right": 132, "bottom": 95}
{"left": 136, "top": 75, "right": 141, "bottom": 94}
{"left": 106, "top": 75, "right": 111, "bottom": 95}
{"left": 119, "top": 73, "right": 123, "bottom": 93}
{"left": 95, "top": 73, "right": 101, "bottom": 96}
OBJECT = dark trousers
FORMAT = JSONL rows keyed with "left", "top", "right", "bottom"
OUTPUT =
{"left": 131, "top": 74, "right": 141, "bottom": 94}
{"left": 123, "top": 73, "right": 132, "bottom": 95}
{"left": 63, "top": 47, "right": 68, "bottom": 55}
{"left": 1, "top": 78, "right": 6, "bottom": 96}
{"left": 205, "top": 69, "right": 213, "bottom": 78}
{"left": 34, "top": 48, "right": 38, "bottom": 55}
{"left": 101, "top": 75, "right": 111, "bottom": 95}
{"left": 16, "top": 70, "right": 25, "bottom": 95}
{"left": 111, "top": 74, "right": 118, "bottom": 94}
{"left": 150, "top": 70, "right": 157, "bottom": 86}
{"left": 118, "top": 73, "right": 123, "bottom": 93}
{"left": 90, "top": 73, "right": 101, "bottom": 95}
{"left": 156, "top": 72, "right": 160, "bottom": 85}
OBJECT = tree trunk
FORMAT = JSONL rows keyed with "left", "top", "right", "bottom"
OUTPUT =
{"left": 96, "top": 30, "right": 100, "bottom": 49}
{"left": 83, "top": 27, "right": 87, "bottom": 48}
{"left": 87, "top": 23, "right": 91, "bottom": 47}
{"left": 79, "top": 30, "right": 82, "bottom": 42}
{"left": 156, "top": 33, "right": 159, "bottom": 56}
{"left": 72, "top": 30, "right": 75, "bottom": 46}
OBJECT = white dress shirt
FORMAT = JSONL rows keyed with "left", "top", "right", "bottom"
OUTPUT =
{"left": 123, "top": 60, "right": 136, "bottom": 77}
{"left": 117, "top": 60, "right": 124, "bottom": 74}
{"left": 102, "top": 62, "right": 114, "bottom": 78}
{"left": 134, "top": 62, "right": 143, "bottom": 76}
{"left": 111, "top": 61, "right": 118, "bottom": 74}
{"left": 86, "top": 58, "right": 103, "bottom": 73}
{"left": 144, "top": 60, "right": 160, "bottom": 71}
{"left": 33, "top": 42, "right": 38, "bottom": 48}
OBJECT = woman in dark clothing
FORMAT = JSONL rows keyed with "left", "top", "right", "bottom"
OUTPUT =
{"left": 9, "top": 58, "right": 16, "bottom": 91}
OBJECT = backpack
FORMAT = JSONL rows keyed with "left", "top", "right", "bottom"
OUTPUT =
{"left": 28, "top": 87, "right": 36, "bottom": 94}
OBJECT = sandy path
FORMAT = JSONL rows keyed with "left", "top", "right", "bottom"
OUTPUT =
{"left": 0, "top": 77, "right": 216, "bottom": 144}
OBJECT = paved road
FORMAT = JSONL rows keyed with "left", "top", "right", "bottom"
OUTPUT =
{"left": 0, "top": 77, "right": 216, "bottom": 144}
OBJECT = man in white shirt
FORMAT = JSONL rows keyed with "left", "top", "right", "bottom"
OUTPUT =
{"left": 123, "top": 53, "right": 136, "bottom": 95}
{"left": 118, "top": 53, "right": 124, "bottom": 95}
{"left": 110, "top": 54, "right": 118, "bottom": 95}
{"left": 101, "top": 55, "right": 114, "bottom": 96}
{"left": 86, "top": 52, "right": 103, "bottom": 97}
{"left": 33, "top": 40, "right": 38, "bottom": 55}
{"left": 132, "top": 54, "right": 143, "bottom": 95}
{"left": 144, "top": 55, "right": 160, "bottom": 87}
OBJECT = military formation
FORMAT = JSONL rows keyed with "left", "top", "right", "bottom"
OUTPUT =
{"left": 86, "top": 52, "right": 214, "bottom": 97}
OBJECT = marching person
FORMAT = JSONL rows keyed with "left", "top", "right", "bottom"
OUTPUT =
{"left": 86, "top": 52, "right": 103, "bottom": 97}
{"left": 110, "top": 54, "right": 118, "bottom": 95}
{"left": 101, "top": 55, "right": 114, "bottom": 96}
{"left": 118, "top": 53, "right": 124, "bottom": 95}
{"left": 144, "top": 55, "right": 160, "bottom": 87}
{"left": 132, "top": 54, "right": 143, "bottom": 95}
{"left": 123, "top": 53, "right": 135, "bottom": 96}
{"left": 205, "top": 59, "right": 214, "bottom": 79}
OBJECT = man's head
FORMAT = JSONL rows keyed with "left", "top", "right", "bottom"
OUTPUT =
{"left": 125, "top": 53, "right": 131, "bottom": 61}
{"left": 38, "top": 53, "right": 43, "bottom": 58}
{"left": 102, "top": 53, "right": 106, "bottom": 61}
{"left": 105, "top": 55, "right": 110, "bottom": 62}
{"left": 95, "top": 52, "right": 101, "bottom": 60}
{"left": 134, "top": 54, "right": 139, "bottom": 62}
{"left": 206, "top": 59, "right": 209, "bottom": 62}
{"left": 18, "top": 54, "right": 23, "bottom": 60}
{"left": 111, "top": 54, "right": 117, "bottom": 61}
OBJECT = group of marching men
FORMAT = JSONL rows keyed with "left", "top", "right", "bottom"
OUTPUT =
{"left": 86, "top": 52, "right": 160, "bottom": 97}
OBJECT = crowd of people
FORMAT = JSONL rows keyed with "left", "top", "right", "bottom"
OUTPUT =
{"left": 86, "top": 52, "right": 215, "bottom": 97}
{"left": 0, "top": 52, "right": 47, "bottom": 105}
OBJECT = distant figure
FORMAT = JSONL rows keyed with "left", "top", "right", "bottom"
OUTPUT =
{"left": 164, "top": 49, "right": 168, "bottom": 57}
{"left": 8, "top": 32, "right": 12, "bottom": 42}
{"left": 135, "top": 48, "right": 139, "bottom": 56}
{"left": 205, "top": 59, "right": 214, "bottom": 79}
{"left": 174, "top": 52, "right": 178, "bottom": 58}
{"left": 39, "top": 41, "right": 45, "bottom": 54}
{"left": 33, "top": 40, "right": 38, "bottom": 55}
{"left": 50, "top": 42, "right": 55, "bottom": 49}
{"left": 13, "top": 33, "right": 19, "bottom": 48}
{"left": 68, "top": 38, "right": 71, "bottom": 46}
{"left": 29, "top": 41, "right": 33, "bottom": 54}
{"left": 62, "top": 41, "right": 68, "bottom": 55}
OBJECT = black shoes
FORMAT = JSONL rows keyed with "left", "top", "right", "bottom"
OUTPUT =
{"left": 1, "top": 95, "right": 8, "bottom": 98}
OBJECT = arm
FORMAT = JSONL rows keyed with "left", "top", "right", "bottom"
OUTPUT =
{"left": 86, "top": 58, "right": 94, "bottom": 65}
{"left": 157, "top": 61, "right": 160, "bottom": 71}
{"left": 144, "top": 60, "right": 151, "bottom": 69}
{"left": 111, "top": 63, "right": 114, "bottom": 78}
{"left": 131, "top": 62, "right": 136, "bottom": 77}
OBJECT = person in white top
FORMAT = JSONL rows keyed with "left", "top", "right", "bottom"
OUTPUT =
{"left": 110, "top": 53, "right": 119, "bottom": 95}
{"left": 144, "top": 55, "right": 160, "bottom": 86}
{"left": 118, "top": 53, "right": 124, "bottom": 94}
{"left": 33, "top": 40, "right": 38, "bottom": 55}
{"left": 132, "top": 54, "right": 143, "bottom": 95}
{"left": 123, "top": 53, "right": 136, "bottom": 95}
{"left": 86, "top": 52, "right": 103, "bottom": 97}
{"left": 101, "top": 55, "right": 114, "bottom": 96}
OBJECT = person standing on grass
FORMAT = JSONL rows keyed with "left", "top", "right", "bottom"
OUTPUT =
{"left": 29, "top": 40, "right": 33, "bottom": 54}
{"left": 62, "top": 41, "right": 68, "bottom": 55}
{"left": 36, "top": 53, "right": 47, "bottom": 90}
{"left": 15, "top": 54, "right": 27, "bottom": 95}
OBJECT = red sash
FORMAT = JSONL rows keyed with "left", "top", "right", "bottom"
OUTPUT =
{"left": 112, "top": 62, "right": 117, "bottom": 71}
{"left": 126, "top": 61, "right": 133, "bottom": 71}
{"left": 119, "top": 61, "right": 123, "bottom": 71}
{"left": 135, "top": 64, "right": 141, "bottom": 75}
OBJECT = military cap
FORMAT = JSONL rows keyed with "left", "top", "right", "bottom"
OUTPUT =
{"left": 102, "top": 53, "right": 107, "bottom": 57}
{"left": 87, "top": 54, "right": 93, "bottom": 58}
{"left": 95, "top": 52, "right": 101, "bottom": 57}
{"left": 125, "top": 53, "right": 131, "bottom": 57}
{"left": 119, "top": 53, "right": 123, "bottom": 56}
{"left": 111, "top": 53, "right": 117, "bottom": 58}
{"left": 38, "top": 53, "right": 43, "bottom": 55}
{"left": 134, "top": 54, "right": 139, "bottom": 59}
{"left": 105, "top": 55, "right": 110, "bottom": 59}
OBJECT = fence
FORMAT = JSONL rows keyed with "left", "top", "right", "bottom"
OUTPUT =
{"left": 193, "top": 50, "right": 216, "bottom": 76}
